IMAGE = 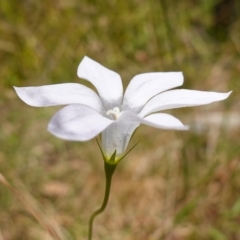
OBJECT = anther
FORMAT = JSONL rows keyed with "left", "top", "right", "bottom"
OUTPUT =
{"left": 106, "top": 107, "right": 121, "bottom": 120}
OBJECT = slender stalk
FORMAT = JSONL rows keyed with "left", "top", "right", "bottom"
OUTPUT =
{"left": 88, "top": 162, "right": 117, "bottom": 240}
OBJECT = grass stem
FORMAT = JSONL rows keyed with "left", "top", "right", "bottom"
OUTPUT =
{"left": 0, "top": 173, "right": 62, "bottom": 240}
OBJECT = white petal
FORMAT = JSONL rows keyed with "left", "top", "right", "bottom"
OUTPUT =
{"left": 77, "top": 56, "right": 123, "bottom": 109}
{"left": 122, "top": 72, "right": 183, "bottom": 113}
{"left": 48, "top": 104, "right": 113, "bottom": 141}
{"left": 143, "top": 113, "right": 189, "bottom": 130}
{"left": 140, "top": 89, "right": 232, "bottom": 117}
{"left": 14, "top": 83, "right": 103, "bottom": 112}
{"left": 118, "top": 111, "right": 188, "bottom": 131}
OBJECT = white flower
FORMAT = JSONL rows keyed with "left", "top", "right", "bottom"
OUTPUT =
{"left": 14, "top": 56, "right": 231, "bottom": 162}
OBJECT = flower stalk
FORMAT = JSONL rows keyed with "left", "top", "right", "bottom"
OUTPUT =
{"left": 88, "top": 161, "right": 117, "bottom": 240}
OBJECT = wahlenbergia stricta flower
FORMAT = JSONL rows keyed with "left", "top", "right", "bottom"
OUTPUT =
{"left": 14, "top": 56, "right": 231, "bottom": 162}
{"left": 14, "top": 56, "right": 231, "bottom": 239}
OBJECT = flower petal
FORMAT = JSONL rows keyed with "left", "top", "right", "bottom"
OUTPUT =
{"left": 14, "top": 83, "right": 103, "bottom": 112}
{"left": 77, "top": 56, "right": 123, "bottom": 109}
{"left": 142, "top": 113, "right": 189, "bottom": 130}
{"left": 122, "top": 72, "right": 183, "bottom": 113}
{"left": 118, "top": 111, "right": 188, "bottom": 131}
{"left": 48, "top": 104, "right": 113, "bottom": 141}
{"left": 140, "top": 89, "right": 232, "bottom": 117}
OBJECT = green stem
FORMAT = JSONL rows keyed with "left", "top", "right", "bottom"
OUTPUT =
{"left": 88, "top": 162, "right": 117, "bottom": 240}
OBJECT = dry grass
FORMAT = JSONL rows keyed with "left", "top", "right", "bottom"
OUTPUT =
{"left": 0, "top": 0, "right": 240, "bottom": 239}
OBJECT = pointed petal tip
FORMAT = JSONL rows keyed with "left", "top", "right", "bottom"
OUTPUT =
{"left": 13, "top": 86, "right": 20, "bottom": 93}
{"left": 80, "top": 56, "right": 91, "bottom": 65}
{"left": 13, "top": 86, "right": 25, "bottom": 98}
{"left": 172, "top": 71, "right": 184, "bottom": 80}
{"left": 83, "top": 55, "right": 90, "bottom": 60}
{"left": 178, "top": 71, "right": 183, "bottom": 76}
{"left": 12, "top": 86, "right": 30, "bottom": 105}
{"left": 166, "top": 124, "right": 189, "bottom": 131}
{"left": 77, "top": 56, "right": 92, "bottom": 78}
{"left": 13, "top": 86, "right": 18, "bottom": 94}
{"left": 165, "top": 124, "right": 189, "bottom": 131}
{"left": 182, "top": 125, "right": 190, "bottom": 131}
{"left": 179, "top": 72, "right": 184, "bottom": 85}
{"left": 172, "top": 71, "right": 184, "bottom": 85}
{"left": 217, "top": 90, "right": 232, "bottom": 100}
{"left": 227, "top": 90, "right": 233, "bottom": 97}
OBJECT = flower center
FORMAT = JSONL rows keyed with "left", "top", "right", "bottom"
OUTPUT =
{"left": 106, "top": 107, "right": 121, "bottom": 120}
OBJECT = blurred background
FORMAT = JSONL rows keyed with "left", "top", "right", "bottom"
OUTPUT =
{"left": 0, "top": 0, "right": 240, "bottom": 239}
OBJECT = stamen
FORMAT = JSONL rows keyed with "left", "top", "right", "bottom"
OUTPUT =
{"left": 106, "top": 107, "right": 121, "bottom": 120}
{"left": 113, "top": 107, "right": 120, "bottom": 113}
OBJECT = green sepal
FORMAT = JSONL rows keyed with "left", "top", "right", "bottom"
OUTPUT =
{"left": 96, "top": 138, "right": 106, "bottom": 160}
{"left": 107, "top": 150, "right": 117, "bottom": 165}
{"left": 116, "top": 140, "right": 140, "bottom": 162}
{"left": 96, "top": 138, "right": 117, "bottom": 165}
{"left": 96, "top": 138, "right": 140, "bottom": 165}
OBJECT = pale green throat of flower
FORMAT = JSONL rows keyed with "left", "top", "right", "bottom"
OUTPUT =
{"left": 106, "top": 107, "right": 121, "bottom": 120}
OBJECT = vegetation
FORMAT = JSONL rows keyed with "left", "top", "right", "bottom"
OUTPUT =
{"left": 0, "top": 0, "right": 239, "bottom": 239}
